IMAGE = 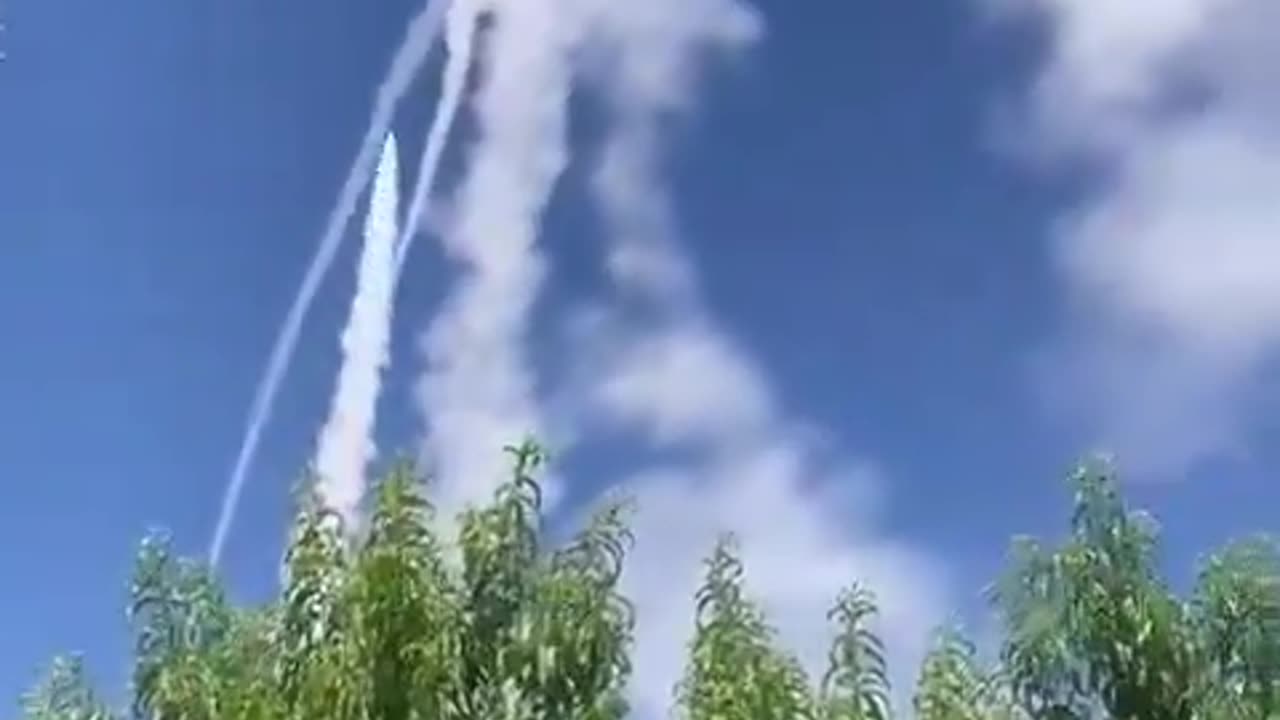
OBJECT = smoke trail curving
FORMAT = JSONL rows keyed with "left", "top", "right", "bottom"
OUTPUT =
{"left": 416, "top": 0, "right": 575, "bottom": 519}
{"left": 208, "top": 0, "right": 452, "bottom": 567}
{"left": 313, "top": 133, "right": 400, "bottom": 530}
{"left": 393, "top": 0, "right": 483, "bottom": 285}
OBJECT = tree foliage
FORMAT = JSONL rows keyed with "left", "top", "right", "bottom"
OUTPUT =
{"left": 990, "top": 459, "right": 1280, "bottom": 720}
{"left": 19, "top": 448, "right": 1280, "bottom": 720}
{"left": 677, "top": 536, "right": 815, "bottom": 720}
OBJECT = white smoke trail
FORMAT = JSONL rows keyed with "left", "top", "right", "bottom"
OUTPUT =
{"left": 313, "top": 133, "right": 400, "bottom": 530}
{"left": 209, "top": 0, "right": 451, "bottom": 566}
{"left": 416, "top": 0, "right": 578, "bottom": 519}
{"left": 393, "top": 0, "right": 484, "bottom": 284}
{"left": 307, "top": 0, "right": 479, "bottom": 537}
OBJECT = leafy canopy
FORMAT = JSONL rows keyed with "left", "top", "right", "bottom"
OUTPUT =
{"left": 21, "top": 449, "right": 1280, "bottom": 720}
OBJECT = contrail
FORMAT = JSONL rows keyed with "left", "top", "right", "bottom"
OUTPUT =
{"left": 208, "top": 0, "right": 452, "bottom": 567}
{"left": 314, "top": 133, "right": 400, "bottom": 530}
{"left": 392, "top": 0, "right": 483, "bottom": 284}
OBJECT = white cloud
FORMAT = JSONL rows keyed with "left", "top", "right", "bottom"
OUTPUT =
{"left": 998, "top": 0, "right": 1280, "bottom": 475}
{"left": 560, "top": 1, "right": 950, "bottom": 714}
{"left": 1061, "top": 119, "right": 1280, "bottom": 353}
{"left": 588, "top": 326, "right": 949, "bottom": 717}
{"left": 593, "top": 323, "right": 775, "bottom": 445}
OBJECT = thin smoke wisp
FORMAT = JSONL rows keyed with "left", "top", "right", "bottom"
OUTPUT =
{"left": 313, "top": 133, "right": 401, "bottom": 529}
{"left": 393, "top": 0, "right": 484, "bottom": 285}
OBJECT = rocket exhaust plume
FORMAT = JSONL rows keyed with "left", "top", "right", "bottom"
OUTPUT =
{"left": 208, "top": 0, "right": 452, "bottom": 567}
{"left": 314, "top": 133, "right": 400, "bottom": 530}
{"left": 393, "top": 0, "right": 483, "bottom": 285}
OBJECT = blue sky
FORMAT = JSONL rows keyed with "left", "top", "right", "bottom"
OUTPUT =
{"left": 3, "top": 0, "right": 1279, "bottom": 712}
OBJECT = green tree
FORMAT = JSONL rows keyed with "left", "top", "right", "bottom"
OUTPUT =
{"left": 990, "top": 460, "right": 1201, "bottom": 720}
{"left": 21, "top": 448, "right": 1280, "bottom": 720}
{"left": 988, "top": 458, "right": 1280, "bottom": 720}
{"left": 677, "top": 537, "right": 816, "bottom": 720}
{"left": 1191, "top": 536, "right": 1280, "bottom": 719}
{"left": 821, "top": 585, "right": 890, "bottom": 720}
{"left": 913, "top": 629, "right": 986, "bottom": 720}
{"left": 21, "top": 656, "right": 113, "bottom": 720}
